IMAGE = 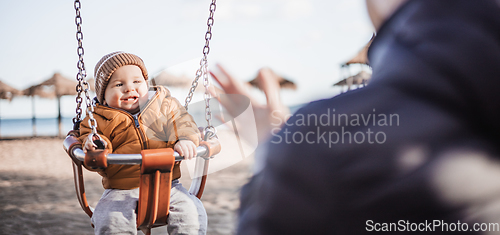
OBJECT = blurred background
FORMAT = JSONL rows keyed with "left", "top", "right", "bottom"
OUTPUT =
{"left": 0, "top": 0, "right": 374, "bottom": 138}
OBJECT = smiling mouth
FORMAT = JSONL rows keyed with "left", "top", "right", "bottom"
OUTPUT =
{"left": 122, "top": 96, "right": 138, "bottom": 102}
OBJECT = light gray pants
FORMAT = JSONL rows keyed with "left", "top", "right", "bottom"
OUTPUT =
{"left": 91, "top": 180, "right": 207, "bottom": 235}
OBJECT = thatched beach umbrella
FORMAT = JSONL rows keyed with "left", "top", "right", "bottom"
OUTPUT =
{"left": 151, "top": 71, "right": 193, "bottom": 88}
{"left": 333, "top": 71, "right": 372, "bottom": 92}
{"left": 23, "top": 73, "right": 77, "bottom": 137}
{"left": 0, "top": 80, "right": 21, "bottom": 101}
{"left": 334, "top": 71, "right": 371, "bottom": 86}
{"left": 337, "top": 34, "right": 375, "bottom": 94}
{"left": 341, "top": 34, "right": 375, "bottom": 67}
{"left": 248, "top": 68, "right": 297, "bottom": 90}
{"left": 0, "top": 80, "right": 22, "bottom": 138}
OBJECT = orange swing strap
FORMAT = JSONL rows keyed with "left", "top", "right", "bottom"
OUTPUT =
{"left": 137, "top": 148, "right": 175, "bottom": 230}
{"left": 65, "top": 131, "right": 94, "bottom": 218}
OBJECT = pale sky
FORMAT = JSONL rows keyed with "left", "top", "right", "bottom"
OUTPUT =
{"left": 0, "top": 0, "right": 374, "bottom": 118}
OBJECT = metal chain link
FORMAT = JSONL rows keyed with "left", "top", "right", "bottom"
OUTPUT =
{"left": 73, "top": 0, "right": 84, "bottom": 124}
{"left": 184, "top": 0, "right": 217, "bottom": 137}
{"left": 74, "top": 0, "right": 99, "bottom": 136}
{"left": 74, "top": 0, "right": 215, "bottom": 137}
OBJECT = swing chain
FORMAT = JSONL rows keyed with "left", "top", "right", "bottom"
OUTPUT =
{"left": 74, "top": 0, "right": 99, "bottom": 136}
{"left": 202, "top": 60, "right": 215, "bottom": 136}
{"left": 73, "top": 0, "right": 85, "bottom": 124}
{"left": 184, "top": 0, "right": 216, "bottom": 133}
{"left": 185, "top": 0, "right": 217, "bottom": 136}
{"left": 184, "top": 0, "right": 216, "bottom": 108}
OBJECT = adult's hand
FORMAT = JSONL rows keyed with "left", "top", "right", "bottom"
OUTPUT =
{"left": 210, "top": 64, "right": 290, "bottom": 144}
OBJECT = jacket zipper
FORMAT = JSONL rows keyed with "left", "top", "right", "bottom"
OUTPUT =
{"left": 132, "top": 114, "right": 149, "bottom": 149}
{"left": 99, "top": 89, "right": 161, "bottom": 150}
{"left": 133, "top": 89, "right": 161, "bottom": 149}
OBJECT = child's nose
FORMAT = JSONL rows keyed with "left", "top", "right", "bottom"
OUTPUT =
{"left": 124, "top": 84, "right": 136, "bottom": 92}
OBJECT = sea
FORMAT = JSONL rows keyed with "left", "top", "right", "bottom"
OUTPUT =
{"left": 0, "top": 117, "right": 74, "bottom": 138}
{"left": 0, "top": 85, "right": 337, "bottom": 138}
{"left": 0, "top": 102, "right": 307, "bottom": 139}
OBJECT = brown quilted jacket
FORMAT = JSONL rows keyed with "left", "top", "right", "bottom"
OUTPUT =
{"left": 79, "top": 86, "right": 200, "bottom": 189}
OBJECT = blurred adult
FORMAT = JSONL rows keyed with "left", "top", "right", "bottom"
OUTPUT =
{"left": 214, "top": 0, "right": 500, "bottom": 234}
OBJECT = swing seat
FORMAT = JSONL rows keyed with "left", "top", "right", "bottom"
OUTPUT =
{"left": 63, "top": 130, "right": 220, "bottom": 234}
{"left": 69, "top": 0, "right": 218, "bottom": 233}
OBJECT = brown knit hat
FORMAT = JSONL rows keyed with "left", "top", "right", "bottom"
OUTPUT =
{"left": 94, "top": 51, "right": 148, "bottom": 103}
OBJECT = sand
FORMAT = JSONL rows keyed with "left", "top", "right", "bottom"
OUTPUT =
{"left": 0, "top": 132, "right": 255, "bottom": 235}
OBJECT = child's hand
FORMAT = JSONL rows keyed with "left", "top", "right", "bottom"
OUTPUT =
{"left": 174, "top": 140, "right": 197, "bottom": 160}
{"left": 83, "top": 134, "right": 107, "bottom": 152}
{"left": 84, "top": 139, "right": 96, "bottom": 152}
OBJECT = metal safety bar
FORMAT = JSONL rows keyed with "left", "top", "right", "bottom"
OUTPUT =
{"left": 64, "top": 145, "right": 209, "bottom": 164}
{"left": 63, "top": 135, "right": 219, "bottom": 197}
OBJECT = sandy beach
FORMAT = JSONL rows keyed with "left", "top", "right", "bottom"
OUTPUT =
{"left": 0, "top": 131, "right": 255, "bottom": 235}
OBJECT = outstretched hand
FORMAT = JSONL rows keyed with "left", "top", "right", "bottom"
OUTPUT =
{"left": 210, "top": 64, "right": 290, "bottom": 144}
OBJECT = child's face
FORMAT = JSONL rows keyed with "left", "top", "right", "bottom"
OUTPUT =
{"left": 104, "top": 65, "right": 149, "bottom": 113}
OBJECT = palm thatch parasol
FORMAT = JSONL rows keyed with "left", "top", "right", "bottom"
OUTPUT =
{"left": 342, "top": 33, "right": 375, "bottom": 67}
{"left": 334, "top": 71, "right": 372, "bottom": 86}
{"left": 151, "top": 71, "right": 193, "bottom": 88}
{"left": 0, "top": 80, "right": 22, "bottom": 138}
{"left": 0, "top": 80, "right": 22, "bottom": 100}
{"left": 23, "top": 73, "right": 78, "bottom": 137}
{"left": 337, "top": 34, "right": 375, "bottom": 94}
{"left": 24, "top": 72, "right": 77, "bottom": 98}
{"left": 333, "top": 71, "right": 372, "bottom": 93}
{"left": 248, "top": 68, "right": 297, "bottom": 90}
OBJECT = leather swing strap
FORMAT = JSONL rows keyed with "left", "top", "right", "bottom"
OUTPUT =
{"left": 64, "top": 133, "right": 94, "bottom": 218}
{"left": 136, "top": 149, "right": 176, "bottom": 231}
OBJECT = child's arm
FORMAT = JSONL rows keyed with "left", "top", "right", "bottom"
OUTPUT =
{"left": 164, "top": 96, "right": 201, "bottom": 147}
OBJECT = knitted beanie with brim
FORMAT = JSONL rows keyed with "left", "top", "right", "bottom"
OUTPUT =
{"left": 94, "top": 51, "right": 148, "bottom": 103}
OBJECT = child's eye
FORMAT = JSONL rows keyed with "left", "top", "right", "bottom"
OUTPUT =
{"left": 115, "top": 83, "right": 123, "bottom": 87}
{"left": 134, "top": 80, "right": 142, "bottom": 84}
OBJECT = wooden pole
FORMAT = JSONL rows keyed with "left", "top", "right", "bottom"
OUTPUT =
{"left": 58, "top": 96, "right": 62, "bottom": 137}
{"left": 32, "top": 96, "right": 36, "bottom": 137}
{"left": 0, "top": 100, "right": 2, "bottom": 139}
